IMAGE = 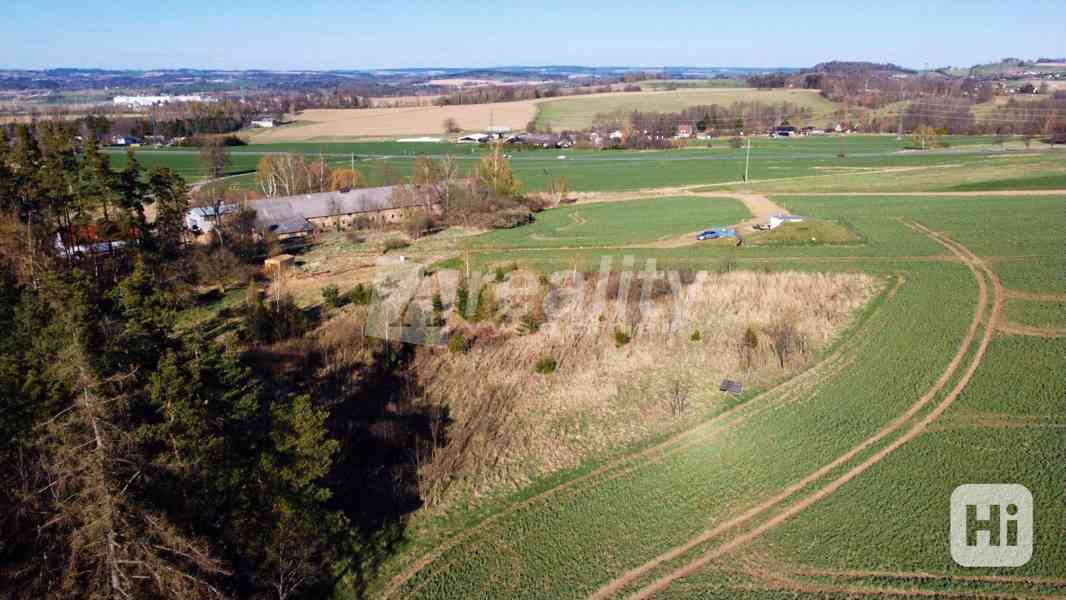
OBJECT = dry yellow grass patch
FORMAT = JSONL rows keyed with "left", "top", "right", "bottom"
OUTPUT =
{"left": 250, "top": 101, "right": 541, "bottom": 140}
{"left": 412, "top": 269, "right": 878, "bottom": 506}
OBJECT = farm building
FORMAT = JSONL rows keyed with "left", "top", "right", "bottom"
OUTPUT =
{"left": 250, "top": 118, "right": 277, "bottom": 128}
{"left": 54, "top": 222, "right": 140, "bottom": 256}
{"left": 185, "top": 203, "right": 238, "bottom": 234}
{"left": 264, "top": 254, "right": 295, "bottom": 275}
{"left": 769, "top": 214, "right": 805, "bottom": 229}
{"left": 676, "top": 121, "right": 694, "bottom": 138}
{"left": 112, "top": 95, "right": 209, "bottom": 107}
{"left": 249, "top": 186, "right": 436, "bottom": 240}
{"left": 507, "top": 133, "right": 574, "bottom": 148}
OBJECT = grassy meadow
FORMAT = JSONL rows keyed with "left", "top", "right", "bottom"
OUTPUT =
{"left": 468, "top": 196, "right": 749, "bottom": 248}
{"left": 151, "top": 122, "right": 1066, "bottom": 598}
{"left": 358, "top": 189, "right": 1066, "bottom": 599}
{"left": 107, "top": 134, "right": 1066, "bottom": 196}
{"left": 534, "top": 88, "right": 838, "bottom": 130}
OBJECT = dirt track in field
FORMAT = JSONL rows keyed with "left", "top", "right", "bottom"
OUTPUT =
{"left": 375, "top": 275, "right": 903, "bottom": 600}
{"left": 636, "top": 192, "right": 786, "bottom": 249}
{"left": 373, "top": 185, "right": 1056, "bottom": 598}
{"left": 1003, "top": 289, "right": 1066, "bottom": 302}
{"left": 586, "top": 224, "right": 1002, "bottom": 600}
{"left": 997, "top": 321, "right": 1066, "bottom": 338}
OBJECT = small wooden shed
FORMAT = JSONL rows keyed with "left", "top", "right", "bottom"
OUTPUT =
{"left": 264, "top": 254, "right": 295, "bottom": 275}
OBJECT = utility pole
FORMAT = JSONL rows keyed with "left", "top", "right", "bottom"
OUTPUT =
{"left": 744, "top": 135, "right": 752, "bottom": 182}
{"left": 351, "top": 152, "right": 355, "bottom": 173}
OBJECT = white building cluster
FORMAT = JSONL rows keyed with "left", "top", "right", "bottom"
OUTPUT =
{"left": 112, "top": 94, "right": 210, "bottom": 107}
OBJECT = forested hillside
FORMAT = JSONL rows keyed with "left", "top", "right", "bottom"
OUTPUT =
{"left": 0, "top": 123, "right": 412, "bottom": 599}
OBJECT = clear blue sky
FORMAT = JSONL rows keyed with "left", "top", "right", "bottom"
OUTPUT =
{"left": 5, "top": 0, "right": 1065, "bottom": 70}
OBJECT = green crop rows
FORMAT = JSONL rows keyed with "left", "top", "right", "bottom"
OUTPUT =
{"left": 760, "top": 336, "right": 1066, "bottom": 584}
{"left": 105, "top": 135, "right": 1066, "bottom": 194}
{"left": 371, "top": 258, "right": 980, "bottom": 599}
{"left": 360, "top": 193, "right": 1066, "bottom": 599}
{"left": 469, "top": 196, "right": 748, "bottom": 249}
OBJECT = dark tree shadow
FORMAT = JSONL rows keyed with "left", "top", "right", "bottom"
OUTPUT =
{"left": 321, "top": 343, "right": 450, "bottom": 597}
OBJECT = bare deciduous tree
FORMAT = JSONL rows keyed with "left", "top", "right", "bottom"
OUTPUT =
{"left": 667, "top": 378, "right": 690, "bottom": 417}
{"left": 198, "top": 137, "right": 230, "bottom": 180}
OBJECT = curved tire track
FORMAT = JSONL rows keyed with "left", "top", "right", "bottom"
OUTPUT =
{"left": 379, "top": 276, "right": 902, "bottom": 599}
{"left": 591, "top": 224, "right": 1000, "bottom": 600}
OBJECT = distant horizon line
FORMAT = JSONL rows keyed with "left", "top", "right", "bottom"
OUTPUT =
{"left": 0, "top": 62, "right": 924, "bottom": 74}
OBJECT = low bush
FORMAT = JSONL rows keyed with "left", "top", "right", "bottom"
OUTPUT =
{"left": 448, "top": 330, "right": 469, "bottom": 353}
{"left": 456, "top": 281, "right": 470, "bottom": 317}
{"left": 348, "top": 283, "right": 373, "bottom": 306}
{"left": 518, "top": 313, "right": 542, "bottom": 335}
{"left": 487, "top": 209, "right": 534, "bottom": 229}
{"left": 321, "top": 284, "right": 343, "bottom": 308}
{"left": 614, "top": 328, "right": 631, "bottom": 348}
{"left": 242, "top": 285, "right": 312, "bottom": 344}
{"left": 381, "top": 237, "right": 410, "bottom": 253}
{"left": 534, "top": 356, "right": 558, "bottom": 374}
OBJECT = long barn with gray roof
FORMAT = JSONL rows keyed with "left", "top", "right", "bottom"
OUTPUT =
{"left": 249, "top": 185, "right": 435, "bottom": 237}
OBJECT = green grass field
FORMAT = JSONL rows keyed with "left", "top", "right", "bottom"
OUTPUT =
{"left": 357, "top": 188, "right": 1066, "bottom": 599}
{"left": 639, "top": 79, "right": 748, "bottom": 91}
{"left": 108, "top": 135, "right": 1066, "bottom": 198}
{"left": 469, "top": 196, "right": 748, "bottom": 249}
{"left": 1004, "top": 300, "right": 1066, "bottom": 328}
{"left": 142, "top": 131, "right": 1064, "bottom": 597}
{"left": 534, "top": 88, "right": 839, "bottom": 130}
{"left": 119, "top": 135, "right": 1066, "bottom": 596}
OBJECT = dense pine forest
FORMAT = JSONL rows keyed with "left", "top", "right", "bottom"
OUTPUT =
{"left": 0, "top": 123, "right": 424, "bottom": 599}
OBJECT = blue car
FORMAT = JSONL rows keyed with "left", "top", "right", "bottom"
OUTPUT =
{"left": 696, "top": 228, "right": 737, "bottom": 241}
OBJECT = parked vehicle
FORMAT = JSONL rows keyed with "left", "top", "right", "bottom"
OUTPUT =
{"left": 696, "top": 228, "right": 738, "bottom": 241}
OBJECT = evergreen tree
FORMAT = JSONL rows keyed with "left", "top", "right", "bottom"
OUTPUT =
{"left": 148, "top": 166, "right": 189, "bottom": 258}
